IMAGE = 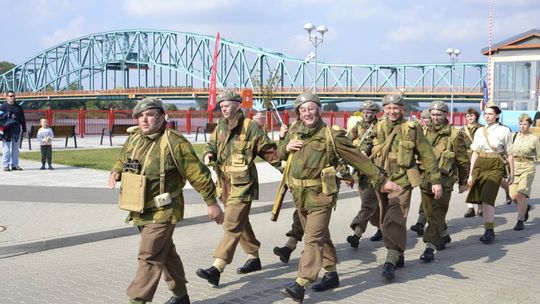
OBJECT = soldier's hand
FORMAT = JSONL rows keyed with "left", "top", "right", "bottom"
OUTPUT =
{"left": 286, "top": 139, "right": 303, "bottom": 152}
{"left": 432, "top": 184, "right": 443, "bottom": 199}
{"left": 204, "top": 153, "right": 214, "bottom": 165}
{"left": 381, "top": 181, "right": 401, "bottom": 193}
{"left": 279, "top": 124, "right": 288, "bottom": 139}
{"left": 207, "top": 203, "right": 224, "bottom": 225}
{"left": 345, "top": 180, "right": 355, "bottom": 188}
{"left": 467, "top": 175, "right": 473, "bottom": 188}
{"left": 458, "top": 184, "right": 468, "bottom": 193}
{"left": 108, "top": 172, "right": 120, "bottom": 189}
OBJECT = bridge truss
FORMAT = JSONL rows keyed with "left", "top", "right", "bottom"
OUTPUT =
{"left": 1, "top": 29, "right": 487, "bottom": 101}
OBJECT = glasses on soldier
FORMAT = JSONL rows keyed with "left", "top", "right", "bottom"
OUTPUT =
{"left": 7, "top": 95, "right": 15, "bottom": 98}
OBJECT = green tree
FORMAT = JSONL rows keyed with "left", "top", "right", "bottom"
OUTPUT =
{"left": 0, "top": 61, "right": 16, "bottom": 74}
{"left": 323, "top": 102, "right": 339, "bottom": 112}
{"left": 253, "top": 69, "right": 281, "bottom": 110}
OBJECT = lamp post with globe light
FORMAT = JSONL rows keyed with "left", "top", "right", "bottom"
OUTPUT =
{"left": 304, "top": 23, "right": 328, "bottom": 93}
{"left": 446, "top": 48, "right": 460, "bottom": 124}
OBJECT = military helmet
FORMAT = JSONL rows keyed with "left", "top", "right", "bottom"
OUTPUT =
{"left": 361, "top": 100, "right": 380, "bottom": 112}
{"left": 294, "top": 92, "right": 321, "bottom": 114}
{"left": 429, "top": 100, "right": 449, "bottom": 113}
{"left": 217, "top": 89, "right": 241, "bottom": 104}
{"left": 382, "top": 94, "right": 404, "bottom": 106}
{"left": 420, "top": 109, "right": 431, "bottom": 119}
{"left": 132, "top": 97, "right": 165, "bottom": 118}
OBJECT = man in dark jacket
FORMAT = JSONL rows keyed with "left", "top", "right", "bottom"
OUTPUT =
{"left": 1, "top": 91, "right": 27, "bottom": 171}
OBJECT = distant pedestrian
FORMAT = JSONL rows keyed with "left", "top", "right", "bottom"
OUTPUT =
{"left": 37, "top": 118, "right": 54, "bottom": 170}
{"left": 1, "top": 91, "right": 27, "bottom": 171}
{"left": 466, "top": 102, "right": 514, "bottom": 244}
{"left": 508, "top": 113, "right": 540, "bottom": 231}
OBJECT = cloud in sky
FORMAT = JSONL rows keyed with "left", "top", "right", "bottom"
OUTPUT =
{"left": 41, "top": 16, "right": 86, "bottom": 48}
{"left": 123, "top": 0, "right": 239, "bottom": 16}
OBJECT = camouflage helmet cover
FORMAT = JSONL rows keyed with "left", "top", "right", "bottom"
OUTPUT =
{"left": 382, "top": 94, "right": 404, "bottom": 106}
{"left": 361, "top": 100, "right": 381, "bottom": 112}
{"left": 429, "top": 100, "right": 449, "bottom": 113}
{"left": 132, "top": 97, "right": 165, "bottom": 118}
{"left": 420, "top": 109, "right": 431, "bottom": 119}
{"left": 294, "top": 92, "right": 321, "bottom": 114}
{"left": 217, "top": 89, "right": 242, "bottom": 104}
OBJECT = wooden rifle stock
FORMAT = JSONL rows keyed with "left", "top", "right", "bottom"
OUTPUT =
{"left": 271, "top": 181, "right": 288, "bottom": 221}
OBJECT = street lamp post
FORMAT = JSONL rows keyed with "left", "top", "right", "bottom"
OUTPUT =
{"left": 304, "top": 23, "right": 328, "bottom": 93}
{"left": 446, "top": 48, "right": 460, "bottom": 124}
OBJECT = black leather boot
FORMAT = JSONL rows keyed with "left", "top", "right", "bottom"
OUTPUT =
{"left": 395, "top": 255, "right": 405, "bottom": 268}
{"left": 514, "top": 220, "right": 525, "bottom": 231}
{"left": 436, "top": 234, "right": 452, "bottom": 250}
{"left": 346, "top": 235, "right": 360, "bottom": 248}
{"left": 164, "top": 294, "right": 190, "bottom": 304}
{"left": 273, "top": 246, "right": 293, "bottom": 263}
{"left": 236, "top": 258, "right": 262, "bottom": 274}
{"left": 382, "top": 262, "right": 395, "bottom": 281}
{"left": 410, "top": 223, "right": 424, "bottom": 236}
{"left": 311, "top": 271, "right": 339, "bottom": 292}
{"left": 369, "top": 229, "right": 383, "bottom": 241}
{"left": 479, "top": 229, "right": 495, "bottom": 244}
{"left": 420, "top": 248, "right": 435, "bottom": 262}
{"left": 525, "top": 204, "right": 531, "bottom": 222}
{"left": 282, "top": 282, "right": 305, "bottom": 303}
{"left": 196, "top": 266, "right": 220, "bottom": 286}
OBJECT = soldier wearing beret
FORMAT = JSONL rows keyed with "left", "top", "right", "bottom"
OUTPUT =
{"left": 109, "top": 97, "right": 224, "bottom": 304}
{"left": 417, "top": 101, "right": 469, "bottom": 262}
{"left": 371, "top": 94, "right": 441, "bottom": 281}
{"left": 196, "top": 89, "right": 282, "bottom": 286}
{"left": 280, "top": 92, "right": 400, "bottom": 302}
{"left": 345, "top": 100, "right": 384, "bottom": 247}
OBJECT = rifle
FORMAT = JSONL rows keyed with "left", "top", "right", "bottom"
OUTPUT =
{"left": 271, "top": 137, "right": 294, "bottom": 222}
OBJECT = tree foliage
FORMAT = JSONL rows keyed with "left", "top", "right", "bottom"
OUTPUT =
{"left": 253, "top": 70, "right": 281, "bottom": 110}
{"left": 0, "top": 61, "right": 16, "bottom": 75}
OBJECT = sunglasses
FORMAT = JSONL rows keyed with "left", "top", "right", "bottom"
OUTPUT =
{"left": 7, "top": 95, "right": 15, "bottom": 97}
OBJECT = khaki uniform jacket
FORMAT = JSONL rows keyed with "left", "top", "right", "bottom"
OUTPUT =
{"left": 278, "top": 120, "right": 386, "bottom": 211}
{"left": 112, "top": 126, "right": 217, "bottom": 226}
{"left": 421, "top": 122, "right": 469, "bottom": 191}
{"left": 204, "top": 111, "right": 281, "bottom": 204}
{"left": 455, "top": 122, "right": 483, "bottom": 158}
{"left": 372, "top": 118, "right": 441, "bottom": 188}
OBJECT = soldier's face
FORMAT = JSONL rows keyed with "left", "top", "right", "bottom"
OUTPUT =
{"left": 483, "top": 108, "right": 499, "bottom": 125}
{"left": 137, "top": 108, "right": 165, "bottom": 135}
{"left": 362, "top": 110, "right": 377, "bottom": 123}
{"left": 465, "top": 113, "right": 478, "bottom": 125}
{"left": 298, "top": 101, "right": 320, "bottom": 127}
{"left": 383, "top": 104, "right": 403, "bottom": 122}
{"left": 430, "top": 110, "right": 446, "bottom": 126}
{"left": 220, "top": 100, "right": 239, "bottom": 119}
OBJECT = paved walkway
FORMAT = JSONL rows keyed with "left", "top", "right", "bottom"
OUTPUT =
{"left": 0, "top": 135, "right": 540, "bottom": 303}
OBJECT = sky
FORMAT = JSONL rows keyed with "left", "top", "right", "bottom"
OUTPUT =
{"left": 0, "top": 0, "right": 539, "bottom": 66}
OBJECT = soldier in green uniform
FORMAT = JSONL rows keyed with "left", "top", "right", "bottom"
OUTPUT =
{"left": 345, "top": 100, "right": 383, "bottom": 248}
{"left": 459, "top": 108, "right": 484, "bottom": 217}
{"left": 109, "top": 97, "right": 224, "bottom": 304}
{"left": 371, "top": 94, "right": 442, "bottom": 281}
{"left": 196, "top": 89, "right": 282, "bottom": 286}
{"left": 418, "top": 101, "right": 469, "bottom": 262}
{"left": 279, "top": 92, "right": 400, "bottom": 302}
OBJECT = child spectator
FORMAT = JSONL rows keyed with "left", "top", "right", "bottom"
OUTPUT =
{"left": 36, "top": 118, "right": 54, "bottom": 170}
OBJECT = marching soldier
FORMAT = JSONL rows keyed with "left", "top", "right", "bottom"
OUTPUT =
{"left": 345, "top": 100, "right": 383, "bottom": 248}
{"left": 418, "top": 101, "right": 469, "bottom": 262}
{"left": 109, "top": 97, "right": 224, "bottom": 304}
{"left": 196, "top": 89, "right": 282, "bottom": 286}
{"left": 371, "top": 94, "right": 442, "bottom": 281}
{"left": 279, "top": 92, "right": 400, "bottom": 302}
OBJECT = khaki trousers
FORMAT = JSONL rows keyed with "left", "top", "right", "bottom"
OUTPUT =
{"left": 297, "top": 206, "right": 337, "bottom": 282}
{"left": 376, "top": 189, "right": 412, "bottom": 253}
{"left": 127, "top": 223, "right": 186, "bottom": 302}
{"left": 213, "top": 201, "right": 260, "bottom": 264}
{"left": 421, "top": 190, "right": 451, "bottom": 246}
{"left": 349, "top": 186, "right": 380, "bottom": 233}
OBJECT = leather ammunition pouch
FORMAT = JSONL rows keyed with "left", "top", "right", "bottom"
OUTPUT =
{"left": 321, "top": 166, "right": 338, "bottom": 195}
{"left": 397, "top": 140, "right": 415, "bottom": 167}
{"left": 118, "top": 172, "right": 147, "bottom": 213}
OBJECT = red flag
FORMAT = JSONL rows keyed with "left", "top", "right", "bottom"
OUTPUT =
{"left": 208, "top": 32, "right": 220, "bottom": 113}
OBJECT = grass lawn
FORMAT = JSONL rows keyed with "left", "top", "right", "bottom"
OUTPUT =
{"left": 19, "top": 144, "right": 207, "bottom": 171}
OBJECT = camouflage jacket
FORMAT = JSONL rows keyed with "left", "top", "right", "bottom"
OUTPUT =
{"left": 204, "top": 111, "right": 281, "bottom": 204}
{"left": 112, "top": 126, "right": 217, "bottom": 226}
{"left": 372, "top": 117, "right": 441, "bottom": 188}
{"left": 348, "top": 118, "right": 378, "bottom": 155}
{"left": 456, "top": 122, "right": 483, "bottom": 158}
{"left": 421, "top": 122, "right": 469, "bottom": 191}
{"left": 278, "top": 119, "right": 387, "bottom": 211}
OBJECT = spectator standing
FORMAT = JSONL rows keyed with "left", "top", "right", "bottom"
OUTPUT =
{"left": 1, "top": 91, "right": 27, "bottom": 171}
{"left": 37, "top": 118, "right": 54, "bottom": 170}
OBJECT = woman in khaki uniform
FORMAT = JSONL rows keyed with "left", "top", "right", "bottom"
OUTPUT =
{"left": 466, "top": 103, "right": 514, "bottom": 244}
{"left": 509, "top": 113, "right": 540, "bottom": 230}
